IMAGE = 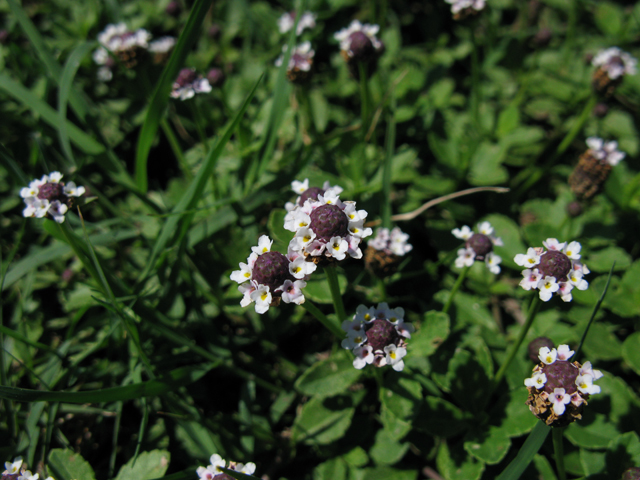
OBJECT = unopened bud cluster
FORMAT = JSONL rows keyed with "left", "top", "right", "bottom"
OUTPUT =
{"left": 525, "top": 345, "right": 602, "bottom": 427}
{"left": 515, "top": 238, "right": 589, "bottom": 302}
{"left": 569, "top": 137, "right": 625, "bottom": 200}
{"left": 341, "top": 303, "right": 413, "bottom": 371}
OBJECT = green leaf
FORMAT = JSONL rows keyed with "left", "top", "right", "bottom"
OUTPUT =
{"left": 581, "top": 323, "right": 622, "bottom": 361}
{"left": 381, "top": 375, "right": 422, "bottom": 422}
{"left": 587, "top": 246, "right": 632, "bottom": 273}
{"left": 622, "top": 332, "right": 640, "bottom": 375}
{"left": 490, "top": 388, "right": 538, "bottom": 438}
{"left": 292, "top": 395, "right": 355, "bottom": 445}
{"left": 267, "top": 209, "right": 291, "bottom": 253}
{"left": 0, "top": 73, "right": 104, "bottom": 155}
{"left": 134, "top": 0, "right": 214, "bottom": 191}
{"left": 0, "top": 364, "right": 214, "bottom": 403}
{"left": 370, "top": 427, "right": 410, "bottom": 465}
{"left": 115, "top": 450, "right": 170, "bottom": 480}
{"left": 564, "top": 410, "right": 620, "bottom": 449}
{"left": 362, "top": 467, "right": 417, "bottom": 480}
{"left": 594, "top": 2, "right": 624, "bottom": 36}
{"left": 414, "top": 396, "right": 468, "bottom": 438}
{"left": 495, "top": 422, "right": 550, "bottom": 480}
{"left": 468, "top": 143, "right": 508, "bottom": 186}
{"left": 303, "top": 271, "right": 347, "bottom": 304}
{"left": 464, "top": 426, "right": 511, "bottom": 465}
{"left": 483, "top": 214, "right": 526, "bottom": 269}
{"left": 437, "top": 441, "right": 485, "bottom": 480}
{"left": 295, "top": 350, "right": 361, "bottom": 397}
{"left": 48, "top": 449, "right": 97, "bottom": 480}
{"left": 605, "top": 431, "right": 640, "bottom": 479}
{"left": 496, "top": 106, "right": 520, "bottom": 138}
{"left": 314, "top": 458, "right": 348, "bottom": 480}
{"left": 408, "top": 310, "right": 450, "bottom": 357}
{"left": 533, "top": 454, "right": 557, "bottom": 480}
{"left": 580, "top": 448, "right": 606, "bottom": 476}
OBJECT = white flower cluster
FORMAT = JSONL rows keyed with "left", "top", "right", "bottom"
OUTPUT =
{"left": 451, "top": 221, "right": 502, "bottom": 274}
{"left": 592, "top": 47, "right": 637, "bottom": 80}
{"left": 20, "top": 171, "right": 85, "bottom": 223}
{"left": 196, "top": 453, "right": 255, "bottom": 480}
{"left": 333, "top": 20, "right": 383, "bottom": 58}
{"left": 277, "top": 11, "right": 316, "bottom": 35}
{"left": 284, "top": 182, "right": 372, "bottom": 262}
{"left": 525, "top": 345, "right": 602, "bottom": 416}
{"left": 3, "top": 457, "right": 55, "bottom": 480}
{"left": 341, "top": 303, "right": 414, "bottom": 371}
{"left": 148, "top": 36, "right": 176, "bottom": 54}
{"left": 284, "top": 178, "right": 342, "bottom": 214}
{"left": 230, "top": 235, "right": 315, "bottom": 314}
{"left": 515, "top": 238, "right": 589, "bottom": 302}
{"left": 92, "top": 23, "right": 151, "bottom": 81}
{"left": 585, "top": 137, "right": 625, "bottom": 166}
{"left": 367, "top": 227, "right": 413, "bottom": 256}
{"left": 170, "top": 68, "right": 212, "bottom": 101}
{"left": 275, "top": 41, "right": 315, "bottom": 73}
{"left": 444, "top": 0, "right": 486, "bottom": 15}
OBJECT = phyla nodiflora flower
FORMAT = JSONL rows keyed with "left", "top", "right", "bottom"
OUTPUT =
{"left": 452, "top": 221, "right": 503, "bottom": 274}
{"left": 284, "top": 181, "right": 371, "bottom": 264}
{"left": 170, "top": 68, "right": 212, "bottom": 101}
{"left": 196, "top": 453, "right": 256, "bottom": 480}
{"left": 364, "top": 227, "right": 413, "bottom": 275}
{"left": 20, "top": 171, "right": 85, "bottom": 223}
{"left": 275, "top": 42, "right": 315, "bottom": 83}
{"left": 445, "top": 0, "right": 486, "bottom": 20}
{"left": 525, "top": 344, "right": 603, "bottom": 427}
{"left": 230, "top": 235, "right": 316, "bottom": 314}
{"left": 92, "top": 23, "right": 151, "bottom": 80}
{"left": 592, "top": 47, "right": 637, "bottom": 95}
{"left": 341, "top": 303, "right": 414, "bottom": 371}
{"left": 277, "top": 11, "right": 316, "bottom": 36}
{"left": 569, "top": 137, "right": 626, "bottom": 200}
{"left": 514, "top": 238, "right": 589, "bottom": 302}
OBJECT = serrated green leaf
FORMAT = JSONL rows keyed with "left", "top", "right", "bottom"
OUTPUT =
{"left": 370, "top": 427, "right": 410, "bottom": 465}
{"left": 409, "top": 310, "right": 450, "bottom": 358}
{"left": 622, "top": 332, "right": 640, "bottom": 375}
{"left": 437, "top": 441, "right": 484, "bottom": 480}
{"left": 565, "top": 410, "right": 620, "bottom": 449}
{"left": 292, "top": 395, "right": 355, "bottom": 445}
{"left": 381, "top": 375, "right": 422, "bottom": 422}
{"left": 464, "top": 426, "right": 511, "bottom": 465}
{"left": 48, "top": 449, "right": 97, "bottom": 480}
{"left": 605, "top": 431, "right": 640, "bottom": 479}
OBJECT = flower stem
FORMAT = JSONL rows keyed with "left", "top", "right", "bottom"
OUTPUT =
{"left": 493, "top": 295, "right": 542, "bottom": 389}
{"left": 443, "top": 265, "right": 470, "bottom": 314}
{"left": 324, "top": 265, "right": 347, "bottom": 322}
{"left": 552, "top": 426, "right": 567, "bottom": 480}
{"left": 470, "top": 32, "right": 481, "bottom": 133}
{"left": 359, "top": 61, "right": 371, "bottom": 136}
{"left": 301, "top": 300, "right": 344, "bottom": 338}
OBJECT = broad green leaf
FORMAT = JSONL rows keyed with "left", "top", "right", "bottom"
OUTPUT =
{"left": 115, "top": 450, "right": 170, "bottom": 480}
{"left": 362, "top": 467, "right": 417, "bottom": 480}
{"left": 414, "top": 396, "right": 468, "bottom": 439}
{"left": 496, "top": 106, "right": 520, "bottom": 138}
{"left": 587, "top": 246, "right": 632, "bottom": 273}
{"left": 408, "top": 310, "right": 450, "bottom": 358}
{"left": 447, "top": 348, "right": 491, "bottom": 413}
{"left": 464, "top": 426, "right": 511, "bottom": 465}
{"left": 437, "top": 441, "right": 484, "bottom": 480}
{"left": 48, "top": 449, "right": 96, "bottom": 480}
{"left": 622, "top": 332, "right": 640, "bottom": 375}
{"left": 295, "top": 350, "right": 361, "bottom": 397}
{"left": 468, "top": 143, "right": 508, "bottom": 186}
{"left": 605, "top": 432, "right": 640, "bottom": 479}
{"left": 267, "top": 208, "right": 291, "bottom": 253}
{"left": 370, "top": 427, "right": 410, "bottom": 465}
{"left": 565, "top": 410, "right": 620, "bottom": 449}
{"left": 380, "top": 402, "right": 412, "bottom": 441}
{"left": 580, "top": 448, "right": 606, "bottom": 476}
{"left": 581, "top": 323, "right": 622, "bottom": 361}
{"left": 303, "top": 271, "right": 347, "bottom": 304}
{"left": 594, "top": 2, "right": 623, "bottom": 36}
{"left": 533, "top": 454, "right": 557, "bottom": 480}
{"left": 491, "top": 388, "right": 538, "bottom": 438}
{"left": 381, "top": 375, "right": 422, "bottom": 422}
{"left": 314, "top": 458, "right": 348, "bottom": 480}
{"left": 292, "top": 395, "right": 355, "bottom": 445}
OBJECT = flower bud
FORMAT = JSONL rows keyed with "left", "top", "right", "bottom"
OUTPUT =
{"left": 309, "top": 204, "right": 349, "bottom": 241}
{"left": 528, "top": 337, "right": 554, "bottom": 362}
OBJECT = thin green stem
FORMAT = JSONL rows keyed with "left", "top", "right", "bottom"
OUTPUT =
{"left": 372, "top": 367, "right": 384, "bottom": 402}
{"left": 493, "top": 295, "right": 542, "bottom": 389}
{"left": 189, "top": 99, "right": 208, "bottom": 147}
{"left": 552, "top": 426, "right": 567, "bottom": 480}
{"left": 301, "top": 301, "right": 344, "bottom": 338}
{"left": 470, "top": 33, "right": 481, "bottom": 133}
{"left": 160, "top": 118, "right": 192, "bottom": 180}
{"left": 381, "top": 95, "right": 396, "bottom": 230}
{"left": 324, "top": 265, "right": 347, "bottom": 322}
{"left": 443, "top": 266, "right": 470, "bottom": 314}
{"left": 359, "top": 61, "right": 371, "bottom": 136}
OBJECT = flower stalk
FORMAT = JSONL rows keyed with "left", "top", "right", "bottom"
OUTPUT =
{"left": 302, "top": 301, "right": 344, "bottom": 338}
{"left": 443, "top": 265, "right": 470, "bottom": 314}
{"left": 552, "top": 426, "right": 567, "bottom": 480}
{"left": 325, "top": 265, "right": 347, "bottom": 322}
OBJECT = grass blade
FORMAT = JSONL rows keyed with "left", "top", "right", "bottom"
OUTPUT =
{"left": 0, "top": 364, "right": 215, "bottom": 403}
{"left": 58, "top": 41, "right": 96, "bottom": 169}
{"left": 134, "top": 0, "right": 213, "bottom": 192}
{"left": 0, "top": 72, "right": 104, "bottom": 155}
{"left": 496, "top": 422, "right": 550, "bottom": 480}
{"left": 138, "top": 74, "right": 263, "bottom": 283}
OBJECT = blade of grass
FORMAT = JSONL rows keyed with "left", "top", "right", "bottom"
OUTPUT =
{"left": 6, "top": 0, "right": 88, "bottom": 120}
{"left": 138, "top": 74, "right": 263, "bottom": 284}
{"left": 134, "top": 0, "right": 213, "bottom": 192}
{"left": 58, "top": 41, "right": 96, "bottom": 169}
{"left": 495, "top": 422, "right": 550, "bottom": 480}
{"left": 0, "top": 73, "right": 104, "bottom": 155}
{"left": 0, "top": 144, "right": 29, "bottom": 184}
{"left": 381, "top": 94, "right": 396, "bottom": 229}
{"left": 0, "top": 364, "right": 215, "bottom": 403}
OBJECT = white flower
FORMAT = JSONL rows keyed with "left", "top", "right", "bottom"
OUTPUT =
{"left": 563, "top": 241, "right": 582, "bottom": 260}
{"left": 556, "top": 345, "right": 574, "bottom": 361}
{"left": 230, "top": 261, "right": 253, "bottom": 283}
{"left": 328, "top": 236, "right": 349, "bottom": 261}
{"left": 477, "top": 221, "right": 494, "bottom": 235}
{"left": 170, "top": 68, "right": 212, "bottom": 100}
{"left": 17, "top": 471, "right": 38, "bottom": 480}
{"left": 278, "top": 11, "right": 316, "bottom": 35}
{"left": 586, "top": 136, "right": 626, "bottom": 166}
{"left": 559, "top": 281, "right": 574, "bottom": 302}
{"left": 148, "top": 36, "right": 176, "bottom": 53}
{"left": 341, "top": 329, "right": 367, "bottom": 350}
{"left": 485, "top": 252, "right": 502, "bottom": 274}
{"left": 520, "top": 269, "right": 542, "bottom": 290}
{"left": 452, "top": 225, "right": 473, "bottom": 240}
{"left": 538, "top": 347, "right": 557, "bottom": 365}
{"left": 277, "top": 279, "right": 306, "bottom": 305}
{"left": 514, "top": 248, "right": 541, "bottom": 267}
{"left": 538, "top": 276, "right": 560, "bottom": 301}
{"left": 291, "top": 178, "right": 309, "bottom": 194}
{"left": 20, "top": 172, "right": 83, "bottom": 223}
{"left": 250, "top": 284, "right": 272, "bottom": 314}
{"left": 542, "top": 238, "right": 566, "bottom": 251}
{"left": 445, "top": 0, "right": 486, "bottom": 15}
{"left": 251, "top": 235, "right": 273, "bottom": 255}
{"left": 275, "top": 42, "right": 315, "bottom": 73}
{"left": 353, "top": 345, "right": 374, "bottom": 369}
{"left": 576, "top": 374, "right": 601, "bottom": 395}
{"left": 592, "top": 47, "right": 637, "bottom": 80}
{"left": 48, "top": 201, "right": 69, "bottom": 223}
{"left": 549, "top": 388, "right": 572, "bottom": 415}
{"left": 579, "top": 361, "right": 604, "bottom": 381}
{"left": 454, "top": 247, "right": 475, "bottom": 268}
{"left": 4, "top": 457, "right": 23, "bottom": 474}
{"left": 384, "top": 344, "right": 407, "bottom": 372}
{"left": 524, "top": 372, "right": 547, "bottom": 389}
{"left": 333, "top": 20, "right": 383, "bottom": 57}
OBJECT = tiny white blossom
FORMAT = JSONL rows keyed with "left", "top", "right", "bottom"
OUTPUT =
{"left": 538, "top": 276, "right": 559, "bottom": 302}
{"left": 230, "top": 262, "right": 252, "bottom": 283}
{"left": 579, "top": 361, "right": 604, "bottom": 381}
{"left": 576, "top": 374, "right": 601, "bottom": 395}
{"left": 455, "top": 247, "right": 475, "bottom": 268}
{"left": 524, "top": 372, "right": 547, "bottom": 389}
{"left": 329, "top": 236, "right": 349, "bottom": 261}
{"left": 384, "top": 344, "right": 407, "bottom": 372}
{"left": 291, "top": 178, "right": 309, "bottom": 194}
{"left": 556, "top": 345, "right": 574, "bottom": 361}
{"left": 4, "top": 457, "right": 23, "bottom": 474}
{"left": 252, "top": 235, "right": 273, "bottom": 255}
{"left": 514, "top": 248, "right": 541, "bottom": 267}
{"left": 352, "top": 345, "right": 374, "bottom": 369}
{"left": 542, "top": 238, "right": 566, "bottom": 251}
{"left": 539, "top": 347, "right": 557, "bottom": 365}
{"left": 559, "top": 282, "right": 574, "bottom": 302}
{"left": 485, "top": 252, "right": 502, "bottom": 274}
{"left": 278, "top": 279, "right": 307, "bottom": 305}
{"left": 563, "top": 241, "right": 582, "bottom": 260}
{"left": 549, "top": 388, "right": 572, "bottom": 415}
{"left": 63, "top": 182, "right": 85, "bottom": 197}
{"left": 452, "top": 225, "right": 473, "bottom": 240}
{"left": 592, "top": 47, "right": 637, "bottom": 80}
{"left": 477, "top": 221, "right": 493, "bottom": 235}
{"left": 17, "top": 471, "right": 38, "bottom": 480}
{"left": 250, "top": 284, "right": 272, "bottom": 314}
